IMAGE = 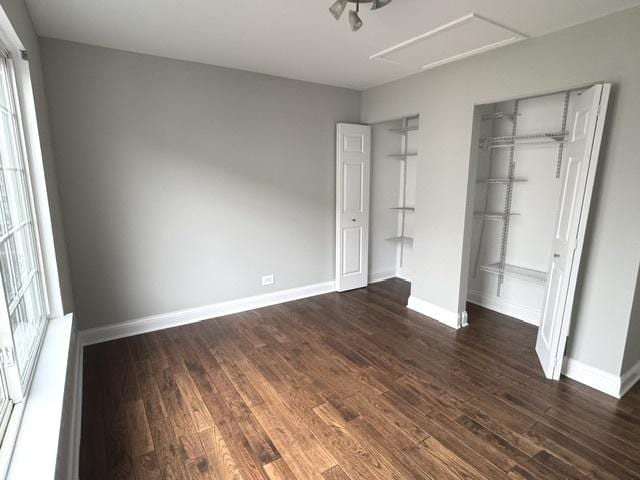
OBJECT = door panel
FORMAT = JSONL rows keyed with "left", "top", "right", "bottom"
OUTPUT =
{"left": 555, "top": 156, "right": 582, "bottom": 242}
{"left": 540, "top": 263, "right": 564, "bottom": 347}
{"left": 344, "top": 134, "right": 365, "bottom": 152}
{"left": 342, "top": 227, "right": 363, "bottom": 275}
{"left": 536, "top": 84, "right": 610, "bottom": 379}
{"left": 343, "top": 163, "right": 364, "bottom": 212}
{"left": 336, "top": 123, "right": 371, "bottom": 292}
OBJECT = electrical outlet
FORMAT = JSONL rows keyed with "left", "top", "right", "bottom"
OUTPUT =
{"left": 261, "top": 274, "right": 275, "bottom": 286}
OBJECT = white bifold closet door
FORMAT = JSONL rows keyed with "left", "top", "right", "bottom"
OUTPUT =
{"left": 536, "top": 84, "right": 610, "bottom": 379}
{"left": 335, "top": 123, "right": 371, "bottom": 292}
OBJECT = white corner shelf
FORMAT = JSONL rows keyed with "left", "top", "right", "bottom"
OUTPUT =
{"left": 480, "top": 263, "right": 548, "bottom": 286}
{"left": 386, "top": 236, "right": 414, "bottom": 246}
{"left": 389, "top": 126, "right": 419, "bottom": 134}
{"left": 391, "top": 206, "right": 415, "bottom": 212}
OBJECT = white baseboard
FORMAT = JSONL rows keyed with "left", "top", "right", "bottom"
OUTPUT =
{"left": 562, "top": 356, "right": 622, "bottom": 398}
{"left": 395, "top": 270, "right": 411, "bottom": 282}
{"left": 620, "top": 359, "right": 640, "bottom": 397}
{"left": 79, "top": 280, "right": 336, "bottom": 346}
{"left": 368, "top": 270, "right": 411, "bottom": 284}
{"left": 467, "top": 290, "right": 541, "bottom": 326}
{"left": 368, "top": 270, "right": 397, "bottom": 284}
{"left": 407, "top": 296, "right": 467, "bottom": 330}
{"left": 68, "top": 330, "right": 83, "bottom": 480}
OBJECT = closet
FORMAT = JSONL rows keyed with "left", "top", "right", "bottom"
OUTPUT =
{"left": 369, "top": 116, "right": 419, "bottom": 282}
{"left": 338, "top": 84, "right": 608, "bottom": 380}
{"left": 468, "top": 91, "right": 573, "bottom": 325}
{"left": 466, "top": 84, "right": 611, "bottom": 379}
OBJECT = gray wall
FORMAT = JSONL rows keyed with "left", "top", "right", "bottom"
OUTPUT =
{"left": 40, "top": 39, "right": 361, "bottom": 330}
{"left": 361, "top": 7, "right": 640, "bottom": 376}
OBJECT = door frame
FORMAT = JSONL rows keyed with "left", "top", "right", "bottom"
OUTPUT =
{"left": 460, "top": 82, "right": 611, "bottom": 377}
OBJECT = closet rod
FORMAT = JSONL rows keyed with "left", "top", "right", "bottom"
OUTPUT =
{"left": 481, "top": 112, "right": 519, "bottom": 121}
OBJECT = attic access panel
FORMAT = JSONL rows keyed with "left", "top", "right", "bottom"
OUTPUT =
{"left": 370, "top": 13, "right": 527, "bottom": 71}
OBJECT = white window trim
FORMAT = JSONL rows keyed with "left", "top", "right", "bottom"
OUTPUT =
{"left": 0, "top": 6, "right": 70, "bottom": 480}
{"left": 0, "top": 22, "right": 64, "bottom": 321}
{"left": 5, "top": 314, "right": 73, "bottom": 480}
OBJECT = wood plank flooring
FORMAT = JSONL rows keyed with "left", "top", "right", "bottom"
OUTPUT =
{"left": 80, "top": 278, "right": 640, "bottom": 479}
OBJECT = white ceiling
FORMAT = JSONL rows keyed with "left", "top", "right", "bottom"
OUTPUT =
{"left": 24, "top": 0, "right": 640, "bottom": 90}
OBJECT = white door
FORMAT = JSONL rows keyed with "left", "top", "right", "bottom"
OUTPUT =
{"left": 536, "top": 84, "right": 610, "bottom": 379}
{"left": 335, "top": 123, "right": 371, "bottom": 292}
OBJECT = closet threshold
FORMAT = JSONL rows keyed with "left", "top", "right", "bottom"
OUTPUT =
{"left": 480, "top": 263, "right": 548, "bottom": 286}
{"left": 390, "top": 206, "right": 415, "bottom": 212}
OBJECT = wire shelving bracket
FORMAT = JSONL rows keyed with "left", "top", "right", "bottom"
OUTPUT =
{"left": 556, "top": 92, "right": 571, "bottom": 178}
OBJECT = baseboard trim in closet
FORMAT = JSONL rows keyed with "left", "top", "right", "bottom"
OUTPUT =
{"left": 79, "top": 280, "right": 336, "bottom": 346}
{"left": 467, "top": 290, "right": 541, "bottom": 326}
{"left": 407, "top": 295, "right": 468, "bottom": 329}
{"left": 368, "top": 270, "right": 397, "bottom": 283}
{"left": 620, "top": 360, "right": 640, "bottom": 397}
{"left": 395, "top": 270, "right": 411, "bottom": 282}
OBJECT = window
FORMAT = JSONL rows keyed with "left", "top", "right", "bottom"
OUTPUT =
{"left": 0, "top": 47, "right": 47, "bottom": 444}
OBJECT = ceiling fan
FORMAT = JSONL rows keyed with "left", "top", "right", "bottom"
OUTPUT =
{"left": 329, "top": 0, "right": 393, "bottom": 32}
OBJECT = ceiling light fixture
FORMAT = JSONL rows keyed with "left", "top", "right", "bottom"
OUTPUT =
{"left": 371, "top": 0, "right": 392, "bottom": 10}
{"left": 349, "top": 8, "right": 363, "bottom": 32}
{"left": 329, "top": 0, "right": 392, "bottom": 32}
{"left": 329, "top": 0, "right": 348, "bottom": 20}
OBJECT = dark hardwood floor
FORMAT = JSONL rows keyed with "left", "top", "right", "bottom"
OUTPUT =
{"left": 80, "top": 278, "right": 640, "bottom": 479}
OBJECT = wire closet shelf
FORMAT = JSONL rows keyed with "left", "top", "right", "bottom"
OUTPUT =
{"left": 479, "top": 263, "right": 548, "bottom": 286}
{"left": 480, "top": 131, "right": 569, "bottom": 149}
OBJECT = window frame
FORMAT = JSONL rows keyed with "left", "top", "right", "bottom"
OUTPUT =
{"left": 0, "top": 363, "right": 12, "bottom": 443}
{"left": 0, "top": 48, "right": 49, "bottom": 384}
{"left": 0, "top": 36, "right": 55, "bottom": 471}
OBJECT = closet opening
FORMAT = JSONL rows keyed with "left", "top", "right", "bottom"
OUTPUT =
{"left": 463, "top": 84, "right": 610, "bottom": 379}
{"left": 369, "top": 115, "right": 419, "bottom": 287}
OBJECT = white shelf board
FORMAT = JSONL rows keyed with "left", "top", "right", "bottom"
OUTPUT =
{"left": 386, "top": 236, "right": 414, "bottom": 246}
{"left": 389, "top": 126, "right": 419, "bottom": 134}
{"left": 391, "top": 206, "right": 416, "bottom": 212}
